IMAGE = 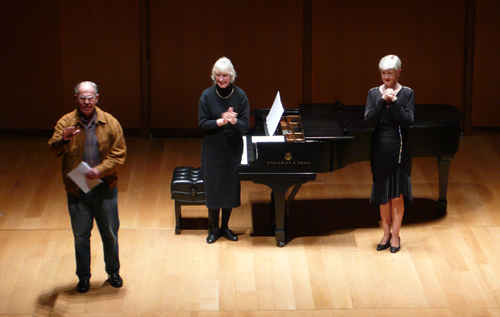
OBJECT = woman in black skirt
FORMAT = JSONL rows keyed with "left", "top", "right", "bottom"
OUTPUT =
{"left": 364, "top": 54, "right": 415, "bottom": 253}
{"left": 198, "top": 57, "right": 250, "bottom": 244}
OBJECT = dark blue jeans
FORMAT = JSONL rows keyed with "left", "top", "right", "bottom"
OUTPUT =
{"left": 67, "top": 184, "right": 120, "bottom": 279}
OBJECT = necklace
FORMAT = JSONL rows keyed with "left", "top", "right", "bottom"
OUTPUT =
{"left": 215, "top": 87, "right": 234, "bottom": 99}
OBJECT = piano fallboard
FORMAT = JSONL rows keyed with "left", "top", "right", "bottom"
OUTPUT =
{"left": 239, "top": 137, "right": 333, "bottom": 173}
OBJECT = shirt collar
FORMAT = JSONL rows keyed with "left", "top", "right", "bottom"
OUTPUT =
{"left": 74, "top": 106, "right": 106, "bottom": 127}
{"left": 379, "top": 82, "right": 402, "bottom": 95}
{"left": 79, "top": 110, "right": 97, "bottom": 126}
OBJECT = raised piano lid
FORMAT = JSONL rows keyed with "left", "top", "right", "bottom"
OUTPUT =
{"left": 300, "top": 103, "right": 462, "bottom": 132}
{"left": 301, "top": 104, "right": 355, "bottom": 141}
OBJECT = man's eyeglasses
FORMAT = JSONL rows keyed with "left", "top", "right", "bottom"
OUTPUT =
{"left": 78, "top": 95, "right": 97, "bottom": 102}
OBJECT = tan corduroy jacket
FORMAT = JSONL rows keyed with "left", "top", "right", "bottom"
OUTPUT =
{"left": 48, "top": 106, "right": 126, "bottom": 195}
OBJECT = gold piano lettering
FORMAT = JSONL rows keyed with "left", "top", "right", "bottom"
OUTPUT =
{"left": 265, "top": 160, "right": 312, "bottom": 166}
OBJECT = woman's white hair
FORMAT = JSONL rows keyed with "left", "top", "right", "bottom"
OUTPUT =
{"left": 211, "top": 57, "right": 237, "bottom": 83}
{"left": 378, "top": 54, "right": 402, "bottom": 71}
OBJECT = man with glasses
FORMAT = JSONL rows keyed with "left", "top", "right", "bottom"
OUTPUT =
{"left": 48, "top": 81, "right": 126, "bottom": 293}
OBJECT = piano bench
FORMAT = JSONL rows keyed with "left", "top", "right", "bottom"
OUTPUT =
{"left": 171, "top": 166, "right": 206, "bottom": 234}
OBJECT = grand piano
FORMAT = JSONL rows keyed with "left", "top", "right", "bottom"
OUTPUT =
{"left": 238, "top": 103, "right": 462, "bottom": 247}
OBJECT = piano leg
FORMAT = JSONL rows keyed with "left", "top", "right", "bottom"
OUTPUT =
{"left": 240, "top": 172, "right": 316, "bottom": 246}
{"left": 271, "top": 183, "right": 305, "bottom": 247}
{"left": 437, "top": 155, "right": 452, "bottom": 212}
{"left": 271, "top": 184, "right": 289, "bottom": 247}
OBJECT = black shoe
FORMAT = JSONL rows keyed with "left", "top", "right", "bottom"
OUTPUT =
{"left": 376, "top": 234, "right": 391, "bottom": 251}
{"left": 107, "top": 273, "right": 123, "bottom": 288}
{"left": 206, "top": 230, "right": 220, "bottom": 244}
{"left": 221, "top": 227, "right": 238, "bottom": 241}
{"left": 390, "top": 244, "right": 401, "bottom": 253}
{"left": 390, "top": 237, "right": 401, "bottom": 253}
{"left": 76, "top": 278, "right": 90, "bottom": 293}
{"left": 376, "top": 240, "right": 391, "bottom": 251}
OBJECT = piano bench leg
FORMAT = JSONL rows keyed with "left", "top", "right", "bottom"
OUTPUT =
{"left": 173, "top": 199, "right": 208, "bottom": 234}
{"left": 175, "top": 200, "right": 182, "bottom": 234}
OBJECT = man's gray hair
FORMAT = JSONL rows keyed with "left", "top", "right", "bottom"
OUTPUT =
{"left": 74, "top": 81, "right": 99, "bottom": 95}
{"left": 211, "top": 57, "right": 237, "bottom": 83}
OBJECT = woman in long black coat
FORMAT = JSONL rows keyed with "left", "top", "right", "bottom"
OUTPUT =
{"left": 364, "top": 54, "right": 415, "bottom": 253}
{"left": 198, "top": 56, "right": 250, "bottom": 244}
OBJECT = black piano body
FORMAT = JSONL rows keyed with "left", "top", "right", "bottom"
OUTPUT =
{"left": 239, "top": 103, "right": 462, "bottom": 247}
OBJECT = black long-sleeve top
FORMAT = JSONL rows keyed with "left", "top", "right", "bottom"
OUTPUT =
{"left": 364, "top": 86, "right": 415, "bottom": 181}
{"left": 198, "top": 84, "right": 250, "bottom": 208}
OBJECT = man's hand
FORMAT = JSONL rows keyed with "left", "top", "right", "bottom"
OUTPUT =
{"left": 63, "top": 126, "right": 80, "bottom": 140}
{"left": 86, "top": 168, "right": 100, "bottom": 179}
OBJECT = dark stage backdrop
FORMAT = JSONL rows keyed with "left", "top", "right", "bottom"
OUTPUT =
{"left": 1, "top": 0, "right": 499, "bottom": 132}
{"left": 2, "top": 1, "right": 63, "bottom": 131}
{"left": 2, "top": 0, "right": 142, "bottom": 131}
{"left": 472, "top": 0, "right": 500, "bottom": 126}
{"left": 149, "top": 0, "right": 303, "bottom": 135}
{"left": 311, "top": 1, "right": 465, "bottom": 110}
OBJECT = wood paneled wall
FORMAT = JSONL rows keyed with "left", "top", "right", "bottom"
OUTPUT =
{"left": 1, "top": 1, "right": 142, "bottom": 131}
{"left": 58, "top": 0, "right": 142, "bottom": 130}
{"left": 149, "top": 1, "right": 303, "bottom": 134}
{"left": 311, "top": 1, "right": 466, "bottom": 110}
{"left": 472, "top": 0, "right": 500, "bottom": 126}
{"left": 1, "top": 0, "right": 499, "bottom": 132}
{"left": 2, "top": 1, "right": 63, "bottom": 130}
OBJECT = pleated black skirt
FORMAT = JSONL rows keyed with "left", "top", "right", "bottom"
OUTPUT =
{"left": 371, "top": 165, "right": 412, "bottom": 205}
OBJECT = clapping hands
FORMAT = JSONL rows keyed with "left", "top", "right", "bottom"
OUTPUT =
{"left": 382, "top": 88, "right": 397, "bottom": 103}
{"left": 217, "top": 107, "right": 238, "bottom": 126}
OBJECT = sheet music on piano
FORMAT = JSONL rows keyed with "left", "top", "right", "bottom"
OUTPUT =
{"left": 241, "top": 91, "right": 286, "bottom": 165}
{"left": 265, "top": 91, "right": 285, "bottom": 136}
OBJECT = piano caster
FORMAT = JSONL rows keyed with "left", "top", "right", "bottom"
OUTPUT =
{"left": 277, "top": 240, "right": 286, "bottom": 247}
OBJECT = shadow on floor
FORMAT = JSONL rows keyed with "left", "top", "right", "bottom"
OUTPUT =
{"left": 35, "top": 281, "right": 126, "bottom": 316}
{"left": 250, "top": 198, "right": 446, "bottom": 242}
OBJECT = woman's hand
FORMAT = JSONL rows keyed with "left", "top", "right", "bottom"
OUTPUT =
{"left": 382, "top": 88, "right": 397, "bottom": 102}
{"left": 222, "top": 107, "right": 238, "bottom": 125}
{"left": 216, "top": 118, "right": 228, "bottom": 126}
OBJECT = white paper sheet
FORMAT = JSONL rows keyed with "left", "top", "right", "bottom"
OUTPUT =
{"left": 265, "top": 91, "right": 284, "bottom": 136}
{"left": 67, "top": 161, "right": 102, "bottom": 193}
{"left": 241, "top": 136, "right": 248, "bottom": 165}
{"left": 251, "top": 135, "right": 285, "bottom": 143}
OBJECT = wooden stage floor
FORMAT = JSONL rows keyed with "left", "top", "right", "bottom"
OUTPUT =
{"left": 0, "top": 132, "right": 499, "bottom": 317}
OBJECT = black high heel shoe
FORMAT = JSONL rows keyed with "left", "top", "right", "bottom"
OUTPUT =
{"left": 390, "top": 237, "right": 401, "bottom": 253}
{"left": 376, "top": 234, "right": 391, "bottom": 251}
